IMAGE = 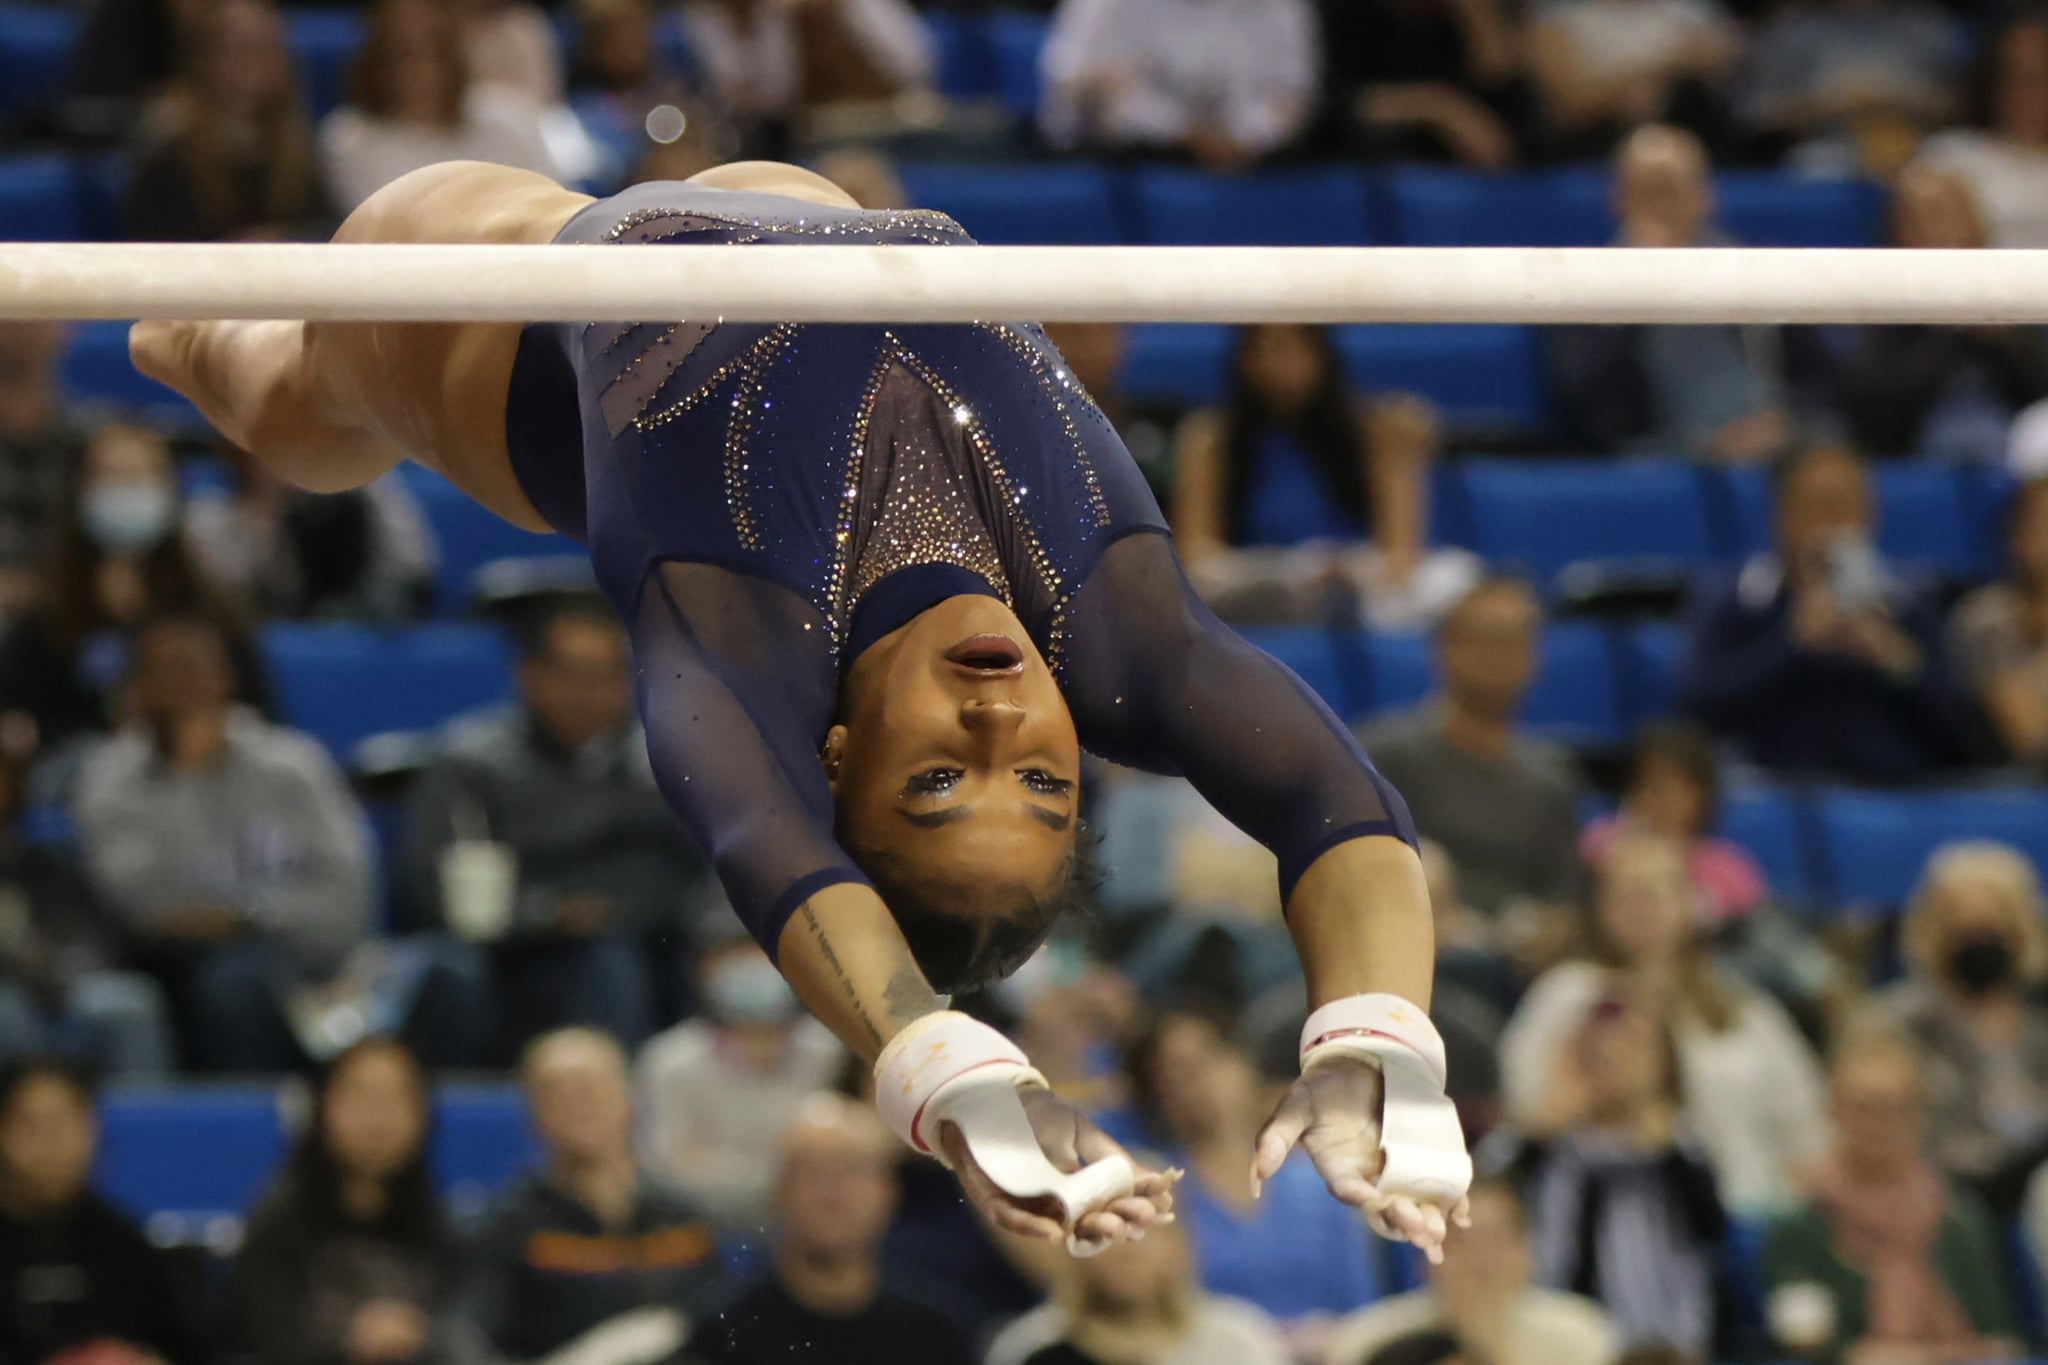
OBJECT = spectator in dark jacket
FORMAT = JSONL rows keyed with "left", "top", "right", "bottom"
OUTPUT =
{"left": 0, "top": 323, "right": 83, "bottom": 617}
{"left": 1548, "top": 127, "right": 1836, "bottom": 462}
{"left": 1844, "top": 163, "right": 2048, "bottom": 462}
{"left": 1678, "top": 442, "right": 1984, "bottom": 783}
{"left": 230, "top": 1037, "right": 477, "bottom": 1365}
{"left": 464, "top": 1029, "right": 727, "bottom": 1363}
{"left": 0, "top": 1057, "right": 206, "bottom": 1365}
{"left": 404, "top": 599, "right": 715, "bottom": 1059}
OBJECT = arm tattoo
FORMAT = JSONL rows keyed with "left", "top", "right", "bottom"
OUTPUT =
{"left": 800, "top": 903, "right": 882, "bottom": 1050}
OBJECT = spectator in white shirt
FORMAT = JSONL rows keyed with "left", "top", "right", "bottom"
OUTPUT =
{"left": 319, "top": 0, "right": 565, "bottom": 214}
{"left": 1040, "top": 0, "right": 1318, "bottom": 170}
{"left": 1920, "top": 15, "right": 2048, "bottom": 248}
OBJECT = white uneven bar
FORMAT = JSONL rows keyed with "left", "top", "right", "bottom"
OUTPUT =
{"left": 2, "top": 242, "right": 2047, "bottom": 324}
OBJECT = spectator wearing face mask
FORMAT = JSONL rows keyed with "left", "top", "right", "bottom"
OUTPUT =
{"left": 0, "top": 423, "right": 261, "bottom": 765}
{"left": 1879, "top": 841, "right": 2048, "bottom": 1221}
{"left": 634, "top": 926, "right": 844, "bottom": 1235}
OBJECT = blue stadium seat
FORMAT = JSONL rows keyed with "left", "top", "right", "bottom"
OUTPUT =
{"left": 1612, "top": 619, "right": 1683, "bottom": 727}
{"left": 984, "top": 11, "right": 1050, "bottom": 120}
{"left": 1458, "top": 458, "right": 1717, "bottom": 585}
{"left": 262, "top": 622, "right": 516, "bottom": 754}
{"left": 1363, "top": 632, "right": 1433, "bottom": 715}
{"left": 60, "top": 320, "right": 205, "bottom": 429}
{"left": 1337, "top": 327, "right": 1546, "bottom": 433}
{"left": 1721, "top": 785, "right": 1813, "bottom": 908}
{"left": 399, "top": 466, "right": 579, "bottom": 613}
{"left": 1706, "top": 464, "right": 1773, "bottom": 559}
{"left": 1521, "top": 620, "right": 1624, "bottom": 746}
{"left": 0, "top": 6, "right": 82, "bottom": 118}
{"left": 433, "top": 1084, "right": 535, "bottom": 1199}
{"left": 1716, "top": 174, "right": 1884, "bottom": 248}
{"left": 925, "top": 9, "right": 999, "bottom": 100}
{"left": 0, "top": 154, "right": 79, "bottom": 241}
{"left": 1235, "top": 626, "right": 1360, "bottom": 718}
{"left": 1386, "top": 167, "right": 1611, "bottom": 247}
{"left": 94, "top": 1086, "right": 284, "bottom": 1221}
{"left": 1129, "top": 165, "right": 1375, "bottom": 246}
{"left": 1114, "top": 324, "right": 1231, "bottom": 408}
{"left": 897, "top": 161, "right": 1122, "bottom": 244}
{"left": 1871, "top": 463, "right": 1984, "bottom": 579}
{"left": 1814, "top": 787, "right": 2048, "bottom": 909}
{"left": 288, "top": 9, "right": 363, "bottom": 120}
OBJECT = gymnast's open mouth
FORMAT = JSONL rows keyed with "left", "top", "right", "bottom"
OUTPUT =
{"left": 945, "top": 634, "right": 1025, "bottom": 676}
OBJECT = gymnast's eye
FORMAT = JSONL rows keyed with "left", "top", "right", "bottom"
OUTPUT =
{"left": 904, "top": 767, "right": 964, "bottom": 796}
{"left": 1019, "top": 769, "right": 1073, "bottom": 796}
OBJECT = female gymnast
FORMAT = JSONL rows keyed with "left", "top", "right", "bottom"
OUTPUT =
{"left": 131, "top": 158, "right": 1472, "bottom": 1261}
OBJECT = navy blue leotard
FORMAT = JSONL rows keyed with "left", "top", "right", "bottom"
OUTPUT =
{"left": 503, "top": 181, "right": 1416, "bottom": 957}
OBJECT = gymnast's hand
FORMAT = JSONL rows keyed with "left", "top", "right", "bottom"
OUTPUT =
{"left": 1252, "top": 1054, "right": 1469, "bottom": 1264}
{"left": 939, "top": 1087, "right": 1180, "bottom": 1251}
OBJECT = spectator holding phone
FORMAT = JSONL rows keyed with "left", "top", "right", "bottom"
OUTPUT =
{"left": 1678, "top": 442, "right": 1984, "bottom": 784}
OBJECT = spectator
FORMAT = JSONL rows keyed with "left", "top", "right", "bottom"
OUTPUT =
{"left": 1879, "top": 841, "right": 2048, "bottom": 1219}
{"left": 985, "top": 1211, "right": 1289, "bottom": 1365}
{"left": 319, "top": 0, "right": 564, "bottom": 217}
{"left": 1677, "top": 442, "right": 1983, "bottom": 783}
{"left": 404, "top": 599, "right": 710, "bottom": 1059}
{"left": 1491, "top": 998, "right": 1730, "bottom": 1362}
{"left": 229, "top": 1038, "right": 477, "bottom": 1365}
{"left": 1843, "top": 164, "right": 2048, "bottom": 462}
{"left": 66, "top": 0, "right": 188, "bottom": 141}
{"left": 1121, "top": 1001, "right": 1387, "bottom": 1334}
{"left": 1763, "top": 1023, "right": 2017, "bottom": 1365}
{"left": 1171, "top": 325, "right": 1476, "bottom": 631}
{"left": 0, "top": 323, "right": 82, "bottom": 618}
{"left": 1319, "top": 0, "right": 1529, "bottom": 167}
{"left": 1581, "top": 722, "right": 1767, "bottom": 927}
{"left": 73, "top": 615, "right": 376, "bottom": 1073}
{"left": 634, "top": 925, "right": 844, "bottom": 1234}
{"left": 1549, "top": 126, "right": 1832, "bottom": 462}
{"left": 1738, "top": 0, "right": 1963, "bottom": 174}
{"left": 693, "top": 1094, "right": 971, "bottom": 1363}
{"left": 1040, "top": 0, "right": 1317, "bottom": 170}
{"left": 186, "top": 454, "right": 436, "bottom": 622}
{"left": 1951, "top": 477, "right": 2048, "bottom": 767}
{"left": 0, "top": 422, "right": 259, "bottom": 761}
{"left": 446, "top": 0, "right": 565, "bottom": 106}
{"left": 0, "top": 744, "right": 172, "bottom": 1081}
{"left": 0, "top": 1057, "right": 206, "bottom": 1365}
{"left": 1526, "top": 0, "right": 1741, "bottom": 161}
{"left": 1922, "top": 16, "right": 2048, "bottom": 249}
{"left": 1319, "top": 1175, "right": 1622, "bottom": 1365}
{"left": 809, "top": 146, "right": 907, "bottom": 211}
{"left": 570, "top": 0, "right": 710, "bottom": 192}
{"left": 1500, "top": 834, "right": 1827, "bottom": 1217}
{"left": 125, "top": 0, "right": 331, "bottom": 243}
{"left": 1356, "top": 577, "right": 1585, "bottom": 923}
{"left": 680, "top": 0, "right": 936, "bottom": 158}
{"left": 467, "top": 1029, "right": 725, "bottom": 1362}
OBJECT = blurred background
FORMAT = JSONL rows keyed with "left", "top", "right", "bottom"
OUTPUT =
{"left": 0, "top": 0, "right": 2044, "bottom": 1361}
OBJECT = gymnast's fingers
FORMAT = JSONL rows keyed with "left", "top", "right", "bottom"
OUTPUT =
{"left": 940, "top": 1122, "right": 1064, "bottom": 1242}
{"left": 1251, "top": 1083, "right": 1314, "bottom": 1197}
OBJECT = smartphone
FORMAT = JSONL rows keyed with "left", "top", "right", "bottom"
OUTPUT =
{"left": 1825, "top": 536, "right": 1888, "bottom": 612}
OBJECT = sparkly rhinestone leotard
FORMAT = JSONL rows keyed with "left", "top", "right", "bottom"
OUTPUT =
{"left": 504, "top": 182, "right": 1415, "bottom": 956}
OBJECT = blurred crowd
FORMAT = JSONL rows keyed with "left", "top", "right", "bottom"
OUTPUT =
{"left": 0, "top": 0, "right": 2045, "bottom": 1363}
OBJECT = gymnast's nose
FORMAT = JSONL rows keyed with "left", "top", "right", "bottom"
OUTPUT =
{"left": 959, "top": 698, "right": 1026, "bottom": 739}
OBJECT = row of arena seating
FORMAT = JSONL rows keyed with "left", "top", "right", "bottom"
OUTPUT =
{"left": 182, "top": 449, "right": 2007, "bottom": 622}
{"left": 240, "top": 611, "right": 2048, "bottom": 914}
{"left": 0, "top": 147, "right": 1887, "bottom": 255}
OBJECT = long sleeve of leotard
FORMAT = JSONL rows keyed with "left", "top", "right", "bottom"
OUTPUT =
{"left": 626, "top": 563, "right": 869, "bottom": 958}
{"left": 1060, "top": 530, "right": 1417, "bottom": 902}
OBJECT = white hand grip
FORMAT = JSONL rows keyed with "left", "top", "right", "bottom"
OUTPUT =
{"left": 925, "top": 1068, "right": 1137, "bottom": 1257}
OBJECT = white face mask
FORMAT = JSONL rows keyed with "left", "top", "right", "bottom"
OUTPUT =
{"left": 81, "top": 482, "right": 175, "bottom": 554}
{"left": 703, "top": 955, "right": 797, "bottom": 1024}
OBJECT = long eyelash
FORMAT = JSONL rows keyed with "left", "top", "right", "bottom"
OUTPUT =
{"left": 904, "top": 768, "right": 963, "bottom": 796}
{"left": 1020, "top": 770, "right": 1074, "bottom": 796}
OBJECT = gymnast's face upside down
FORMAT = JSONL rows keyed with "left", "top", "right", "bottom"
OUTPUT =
{"left": 822, "top": 592, "right": 1084, "bottom": 996}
